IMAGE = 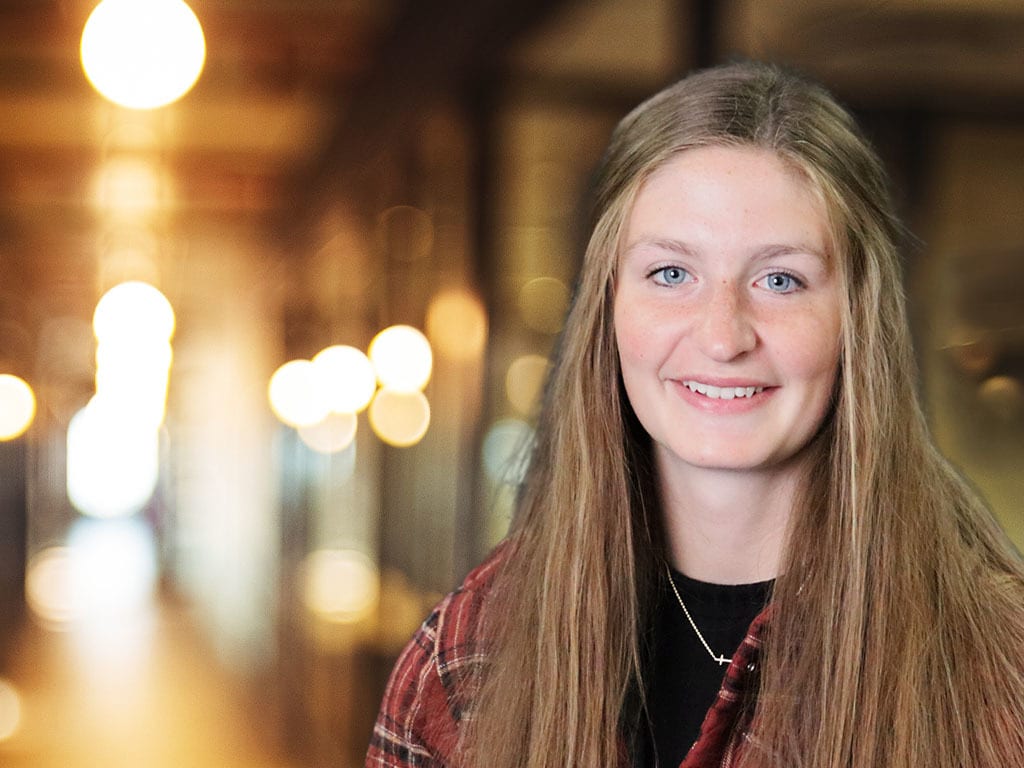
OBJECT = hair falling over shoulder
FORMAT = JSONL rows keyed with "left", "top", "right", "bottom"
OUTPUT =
{"left": 459, "top": 61, "right": 1024, "bottom": 768}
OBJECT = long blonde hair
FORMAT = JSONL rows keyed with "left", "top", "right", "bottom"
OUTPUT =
{"left": 464, "top": 61, "right": 1024, "bottom": 767}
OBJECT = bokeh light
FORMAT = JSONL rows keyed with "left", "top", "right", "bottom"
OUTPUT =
{"left": 368, "top": 388, "right": 431, "bottom": 447}
{"left": 93, "top": 280, "right": 175, "bottom": 343}
{"left": 26, "top": 547, "right": 78, "bottom": 627}
{"left": 92, "top": 283, "right": 174, "bottom": 425}
{"left": 95, "top": 339, "right": 172, "bottom": 426}
{"left": 268, "top": 359, "right": 331, "bottom": 428}
{"left": 26, "top": 520, "right": 158, "bottom": 628}
{"left": 369, "top": 325, "right": 433, "bottom": 392}
{"left": 505, "top": 354, "right": 551, "bottom": 416}
{"left": 312, "top": 345, "right": 377, "bottom": 414}
{"left": 0, "top": 374, "right": 36, "bottom": 441}
{"left": 483, "top": 418, "right": 534, "bottom": 485}
{"left": 945, "top": 325, "right": 998, "bottom": 376}
{"left": 66, "top": 397, "right": 160, "bottom": 518}
{"left": 81, "top": 0, "right": 206, "bottom": 110}
{"left": 518, "top": 276, "right": 570, "bottom": 334}
{"left": 979, "top": 375, "right": 1023, "bottom": 421}
{"left": 0, "top": 679, "right": 21, "bottom": 742}
{"left": 96, "top": 338, "right": 173, "bottom": 375}
{"left": 426, "top": 288, "right": 488, "bottom": 361}
{"left": 65, "top": 516, "right": 158, "bottom": 619}
{"left": 93, "top": 157, "right": 166, "bottom": 219}
{"left": 300, "top": 549, "right": 379, "bottom": 624}
{"left": 298, "top": 412, "right": 358, "bottom": 454}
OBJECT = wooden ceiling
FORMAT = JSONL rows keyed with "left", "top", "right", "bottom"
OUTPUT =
{"left": 0, "top": 0, "right": 570, "bottom": 372}
{"left": 0, "top": 0, "right": 392, "bottom": 353}
{"left": 2, "top": 0, "right": 1023, "bottom": 377}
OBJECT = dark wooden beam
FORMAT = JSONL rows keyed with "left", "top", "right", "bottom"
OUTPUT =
{"left": 690, "top": 0, "right": 719, "bottom": 69}
{"left": 283, "top": 0, "right": 579, "bottom": 237}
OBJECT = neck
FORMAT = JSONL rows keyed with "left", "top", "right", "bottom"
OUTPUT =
{"left": 657, "top": 454, "right": 807, "bottom": 585}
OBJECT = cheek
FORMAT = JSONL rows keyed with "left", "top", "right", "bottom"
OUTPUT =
{"left": 784, "top": 315, "right": 842, "bottom": 388}
{"left": 616, "top": 318, "right": 675, "bottom": 375}
{"left": 613, "top": 292, "right": 682, "bottom": 370}
{"left": 613, "top": 302, "right": 648, "bottom": 365}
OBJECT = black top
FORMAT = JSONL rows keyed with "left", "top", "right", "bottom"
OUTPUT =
{"left": 640, "top": 568, "right": 773, "bottom": 767}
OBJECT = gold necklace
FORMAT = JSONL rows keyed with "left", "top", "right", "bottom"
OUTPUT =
{"left": 664, "top": 563, "right": 732, "bottom": 666}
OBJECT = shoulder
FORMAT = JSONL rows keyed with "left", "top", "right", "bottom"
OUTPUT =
{"left": 438, "top": 541, "right": 509, "bottom": 646}
{"left": 429, "top": 544, "right": 506, "bottom": 695}
{"left": 366, "top": 544, "right": 508, "bottom": 767}
{"left": 451, "top": 540, "right": 507, "bottom": 602}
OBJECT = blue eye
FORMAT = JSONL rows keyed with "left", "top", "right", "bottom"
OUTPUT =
{"left": 653, "top": 266, "right": 690, "bottom": 285}
{"left": 761, "top": 272, "right": 803, "bottom": 293}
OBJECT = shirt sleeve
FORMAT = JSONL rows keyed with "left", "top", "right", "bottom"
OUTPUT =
{"left": 365, "top": 547, "right": 503, "bottom": 767}
{"left": 365, "top": 595, "right": 458, "bottom": 767}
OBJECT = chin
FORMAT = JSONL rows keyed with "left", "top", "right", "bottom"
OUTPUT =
{"left": 672, "top": 447, "right": 765, "bottom": 472}
{"left": 666, "top": 442, "right": 803, "bottom": 474}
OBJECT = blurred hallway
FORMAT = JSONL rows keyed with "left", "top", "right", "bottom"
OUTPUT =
{"left": 0, "top": 597, "right": 296, "bottom": 768}
{"left": 1, "top": 1, "right": 1023, "bottom": 765}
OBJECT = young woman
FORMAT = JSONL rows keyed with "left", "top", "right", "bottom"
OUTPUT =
{"left": 366, "top": 61, "right": 1024, "bottom": 768}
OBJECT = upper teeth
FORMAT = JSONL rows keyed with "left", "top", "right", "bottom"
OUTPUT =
{"left": 684, "top": 381, "right": 764, "bottom": 399}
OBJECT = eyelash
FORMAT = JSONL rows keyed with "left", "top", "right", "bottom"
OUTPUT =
{"left": 648, "top": 265, "right": 690, "bottom": 285}
{"left": 759, "top": 271, "right": 805, "bottom": 293}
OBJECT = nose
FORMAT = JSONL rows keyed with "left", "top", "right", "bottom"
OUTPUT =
{"left": 695, "top": 280, "right": 757, "bottom": 361}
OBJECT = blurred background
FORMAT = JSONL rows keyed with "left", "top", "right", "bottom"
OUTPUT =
{"left": 0, "top": 0, "right": 1022, "bottom": 765}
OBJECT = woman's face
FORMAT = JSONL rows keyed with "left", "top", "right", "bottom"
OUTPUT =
{"left": 614, "top": 145, "right": 842, "bottom": 478}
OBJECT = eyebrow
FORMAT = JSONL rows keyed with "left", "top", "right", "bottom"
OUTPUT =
{"left": 622, "top": 237, "right": 830, "bottom": 264}
{"left": 622, "top": 238, "right": 697, "bottom": 259}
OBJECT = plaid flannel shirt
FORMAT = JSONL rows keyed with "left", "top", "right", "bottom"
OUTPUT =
{"left": 366, "top": 549, "right": 769, "bottom": 768}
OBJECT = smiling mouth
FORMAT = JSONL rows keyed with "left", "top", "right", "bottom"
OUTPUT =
{"left": 681, "top": 381, "right": 765, "bottom": 400}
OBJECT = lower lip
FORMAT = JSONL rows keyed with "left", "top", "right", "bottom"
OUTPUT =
{"left": 671, "top": 381, "right": 775, "bottom": 413}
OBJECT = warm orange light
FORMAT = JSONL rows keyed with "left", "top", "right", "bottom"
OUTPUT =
{"left": 67, "top": 397, "right": 160, "bottom": 518}
{"left": 0, "top": 375, "right": 35, "bottom": 441}
{"left": 94, "top": 280, "right": 175, "bottom": 342}
{"left": 93, "top": 157, "right": 167, "bottom": 219}
{"left": 505, "top": 354, "right": 550, "bottom": 416}
{"left": 979, "top": 375, "right": 1023, "bottom": 420}
{"left": 312, "top": 345, "right": 377, "bottom": 414}
{"left": 94, "top": 340, "right": 172, "bottom": 427}
{"left": 0, "top": 678, "right": 21, "bottom": 742}
{"left": 368, "top": 325, "right": 433, "bottom": 392}
{"left": 268, "top": 360, "right": 331, "bottom": 428}
{"left": 298, "top": 412, "right": 358, "bottom": 454}
{"left": 300, "top": 549, "right": 379, "bottom": 624}
{"left": 26, "top": 547, "right": 79, "bottom": 627}
{"left": 26, "top": 521, "right": 158, "bottom": 628}
{"left": 81, "top": 0, "right": 206, "bottom": 110}
{"left": 91, "top": 282, "right": 174, "bottom": 428}
{"left": 426, "top": 289, "right": 488, "bottom": 361}
{"left": 368, "top": 389, "right": 431, "bottom": 447}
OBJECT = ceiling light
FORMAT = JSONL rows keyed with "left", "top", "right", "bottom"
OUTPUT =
{"left": 80, "top": 0, "right": 206, "bottom": 110}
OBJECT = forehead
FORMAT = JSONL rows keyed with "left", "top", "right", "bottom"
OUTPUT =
{"left": 621, "top": 145, "right": 834, "bottom": 261}
{"left": 635, "top": 145, "right": 824, "bottom": 217}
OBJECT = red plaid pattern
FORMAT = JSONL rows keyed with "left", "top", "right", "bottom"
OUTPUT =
{"left": 366, "top": 549, "right": 768, "bottom": 767}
